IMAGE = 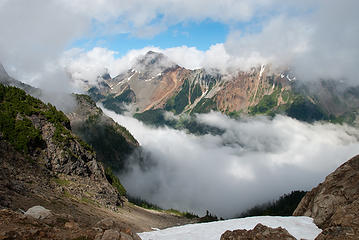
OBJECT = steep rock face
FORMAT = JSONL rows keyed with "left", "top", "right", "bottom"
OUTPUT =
{"left": 293, "top": 154, "right": 359, "bottom": 239}
{"left": 67, "top": 94, "right": 139, "bottom": 173}
{"left": 220, "top": 223, "right": 296, "bottom": 240}
{"left": 0, "top": 84, "right": 121, "bottom": 209}
{"left": 215, "top": 65, "right": 290, "bottom": 113}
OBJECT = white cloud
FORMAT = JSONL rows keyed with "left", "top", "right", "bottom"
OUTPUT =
{"left": 1, "top": 0, "right": 358, "bottom": 90}
{"left": 62, "top": 43, "right": 267, "bottom": 86}
{"left": 225, "top": 0, "right": 359, "bottom": 83}
{"left": 61, "top": 47, "right": 163, "bottom": 87}
{"left": 101, "top": 107, "right": 359, "bottom": 218}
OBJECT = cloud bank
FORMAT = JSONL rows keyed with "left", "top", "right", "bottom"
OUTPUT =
{"left": 101, "top": 107, "right": 359, "bottom": 218}
{"left": 62, "top": 0, "right": 359, "bottom": 87}
{"left": 0, "top": 0, "right": 278, "bottom": 87}
{"left": 225, "top": 0, "right": 359, "bottom": 84}
{"left": 1, "top": 0, "right": 358, "bottom": 92}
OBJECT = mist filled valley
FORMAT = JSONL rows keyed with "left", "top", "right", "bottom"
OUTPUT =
{"left": 101, "top": 106, "right": 359, "bottom": 218}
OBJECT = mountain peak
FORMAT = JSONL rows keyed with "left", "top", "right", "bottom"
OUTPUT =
{"left": 134, "top": 51, "right": 176, "bottom": 71}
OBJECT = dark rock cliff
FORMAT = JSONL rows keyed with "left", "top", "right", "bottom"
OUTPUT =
{"left": 293, "top": 155, "right": 359, "bottom": 239}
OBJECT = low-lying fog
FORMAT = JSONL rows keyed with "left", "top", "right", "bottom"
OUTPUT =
{"left": 101, "top": 106, "right": 359, "bottom": 218}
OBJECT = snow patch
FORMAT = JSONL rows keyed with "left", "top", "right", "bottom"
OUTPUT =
{"left": 286, "top": 75, "right": 296, "bottom": 82}
{"left": 139, "top": 216, "right": 321, "bottom": 240}
{"left": 127, "top": 73, "right": 136, "bottom": 81}
{"left": 259, "top": 64, "right": 265, "bottom": 78}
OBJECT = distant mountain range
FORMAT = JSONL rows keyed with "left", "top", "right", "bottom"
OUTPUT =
{"left": 86, "top": 51, "right": 359, "bottom": 125}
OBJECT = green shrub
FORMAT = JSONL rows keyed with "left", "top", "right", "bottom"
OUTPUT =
{"left": 238, "top": 190, "right": 307, "bottom": 218}
{"left": 192, "top": 97, "right": 217, "bottom": 114}
{"left": 0, "top": 84, "right": 91, "bottom": 155}
{"left": 249, "top": 90, "right": 279, "bottom": 115}
{"left": 105, "top": 167, "right": 127, "bottom": 196}
{"left": 285, "top": 96, "right": 328, "bottom": 122}
{"left": 102, "top": 89, "right": 135, "bottom": 114}
{"left": 128, "top": 196, "right": 162, "bottom": 210}
{"left": 165, "top": 79, "right": 190, "bottom": 114}
{"left": 190, "top": 83, "right": 202, "bottom": 104}
{"left": 0, "top": 85, "right": 45, "bottom": 153}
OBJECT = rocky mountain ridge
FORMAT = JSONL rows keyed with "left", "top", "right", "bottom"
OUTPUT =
{"left": 0, "top": 84, "right": 122, "bottom": 209}
{"left": 0, "top": 82, "right": 193, "bottom": 239}
{"left": 68, "top": 94, "right": 139, "bottom": 175}
{"left": 88, "top": 51, "right": 359, "bottom": 125}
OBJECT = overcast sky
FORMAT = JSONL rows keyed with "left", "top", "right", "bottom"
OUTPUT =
{"left": 0, "top": 0, "right": 358, "bottom": 89}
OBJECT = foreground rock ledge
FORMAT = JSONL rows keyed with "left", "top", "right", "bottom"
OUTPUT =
{"left": 220, "top": 223, "right": 296, "bottom": 240}
{"left": 293, "top": 154, "right": 359, "bottom": 239}
{"left": 0, "top": 208, "right": 142, "bottom": 240}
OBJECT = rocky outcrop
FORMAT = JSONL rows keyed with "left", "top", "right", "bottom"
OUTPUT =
{"left": 1, "top": 84, "right": 126, "bottom": 206}
{"left": 24, "top": 206, "right": 52, "bottom": 220}
{"left": 220, "top": 223, "right": 296, "bottom": 240}
{"left": 0, "top": 208, "right": 141, "bottom": 240}
{"left": 68, "top": 94, "right": 139, "bottom": 173}
{"left": 293, "top": 154, "right": 359, "bottom": 239}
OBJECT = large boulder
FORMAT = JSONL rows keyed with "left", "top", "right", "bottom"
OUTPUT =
{"left": 293, "top": 154, "right": 359, "bottom": 239}
{"left": 220, "top": 223, "right": 296, "bottom": 240}
{"left": 24, "top": 206, "right": 52, "bottom": 220}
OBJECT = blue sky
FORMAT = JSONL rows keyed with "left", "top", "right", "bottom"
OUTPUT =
{"left": 72, "top": 19, "right": 229, "bottom": 56}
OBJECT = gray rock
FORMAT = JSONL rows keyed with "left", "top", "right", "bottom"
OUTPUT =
{"left": 24, "top": 206, "right": 52, "bottom": 220}
{"left": 96, "top": 218, "right": 115, "bottom": 230}
{"left": 221, "top": 223, "right": 296, "bottom": 240}
{"left": 294, "top": 154, "right": 359, "bottom": 239}
{"left": 120, "top": 232, "right": 133, "bottom": 240}
{"left": 101, "top": 229, "right": 120, "bottom": 240}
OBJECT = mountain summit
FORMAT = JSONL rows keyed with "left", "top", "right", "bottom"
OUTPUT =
{"left": 134, "top": 51, "right": 176, "bottom": 72}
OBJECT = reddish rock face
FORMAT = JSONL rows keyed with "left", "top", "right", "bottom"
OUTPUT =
{"left": 220, "top": 223, "right": 296, "bottom": 240}
{"left": 293, "top": 155, "right": 359, "bottom": 239}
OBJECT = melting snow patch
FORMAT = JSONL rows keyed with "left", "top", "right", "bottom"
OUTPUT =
{"left": 139, "top": 216, "right": 321, "bottom": 240}
{"left": 286, "top": 75, "right": 296, "bottom": 82}
{"left": 127, "top": 73, "right": 136, "bottom": 81}
{"left": 259, "top": 64, "right": 265, "bottom": 78}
